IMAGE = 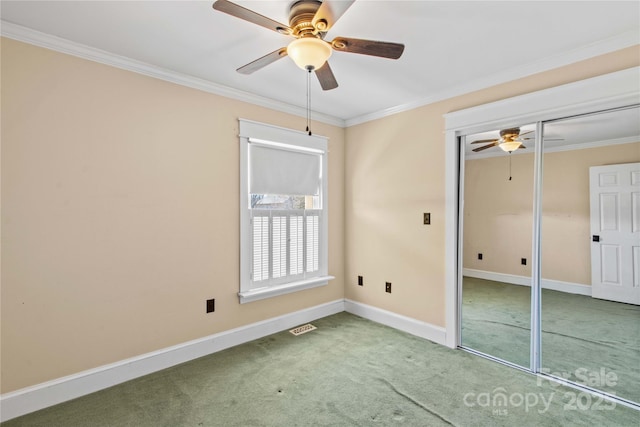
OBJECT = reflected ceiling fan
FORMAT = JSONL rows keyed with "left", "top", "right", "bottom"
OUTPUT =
{"left": 212, "top": 0, "right": 405, "bottom": 90}
{"left": 470, "top": 128, "right": 564, "bottom": 153}
{"left": 471, "top": 128, "right": 532, "bottom": 153}
{"left": 471, "top": 128, "right": 566, "bottom": 153}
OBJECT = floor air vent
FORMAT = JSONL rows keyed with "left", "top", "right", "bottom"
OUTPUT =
{"left": 289, "top": 323, "right": 317, "bottom": 336}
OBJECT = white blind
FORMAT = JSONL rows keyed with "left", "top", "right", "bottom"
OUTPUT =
{"left": 272, "top": 215, "right": 287, "bottom": 279}
{"left": 306, "top": 214, "right": 319, "bottom": 273}
{"left": 249, "top": 143, "right": 321, "bottom": 196}
{"left": 290, "top": 215, "right": 304, "bottom": 275}
{"left": 251, "top": 210, "right": 320, "bottom": 286}
{"left": 252, "top": 216, "right": 269, "bottom": 282}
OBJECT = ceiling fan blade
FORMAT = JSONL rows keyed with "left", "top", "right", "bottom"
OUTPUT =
{"left": 518, "top": 145, "right": 527, "bottom": 149}
{"left": 470, "top": 139, "right": 498, "bottom": 144}
{"left": 315, "top": 62, "right": 339, "bottom": 91}
{"left": 213, "top": 0, "right": 292, "bottom": 35}
{"left": 237, "top": 48, "right": 288, "bottom": 74}
{"left": 519, "top": 130, "right": 534, "bottom": 137}
{"left": 472, "top": 142, "right": 498, "bottom": 152}
{"left": 331, "top": 37, "right": 405, "bottom": 59}
{"left": 312, "top": 0, "right": 355, "bottom": 32}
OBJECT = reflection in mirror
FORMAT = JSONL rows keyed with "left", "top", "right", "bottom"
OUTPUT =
{"left": 540, "top": 106, "right": 640, "bottom": 404}
{"left": 460, "top": 124, "right": 535, "bottom": 367}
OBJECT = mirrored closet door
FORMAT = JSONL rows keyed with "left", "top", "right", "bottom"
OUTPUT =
{"left": 458, "top": 104, "right": 640, "bottom": 407}
{"left": 460, "top": 124, "right": 536, "bottom": 368}
{"left": 540, "top": 106, "right": 640, "bottom": 405}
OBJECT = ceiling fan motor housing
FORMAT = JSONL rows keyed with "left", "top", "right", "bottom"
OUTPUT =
{"left": 499, "top": 128, "right": 521, "bottom": 141}
{"left": 289, "top": 0, "right": 323, "bottom": 36}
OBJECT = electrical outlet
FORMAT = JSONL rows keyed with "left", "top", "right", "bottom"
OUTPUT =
{"left": 478, "top": 253, "right": 483, "bottom": 260}
{"left": 423, "top": 213, "right": 431, "bottom": 225}
{"left": 385, "top": 282, "right": 392, "bottom": 293}
{"left": 206, "top": 299, "right": 215, "bottom": 313}
{"left": 358, "top": 276, "right": 363, "bottom": 286}
{"left": 521, "top": 258, "right": 527, "bottom": 266}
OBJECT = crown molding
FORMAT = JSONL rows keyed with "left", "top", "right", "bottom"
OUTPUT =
{"left": 345, "top": 30, "right": 640, "bottom": 127}
{"left": 0, "top": 21, "right": 346, "bottom": 128}
{"left": 2, "top": 20, "right": 637, "bottom": 130}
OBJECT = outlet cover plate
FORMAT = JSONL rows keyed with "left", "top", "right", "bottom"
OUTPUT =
{"left": 206, "top": 299, "right": 215, "bottom": 313}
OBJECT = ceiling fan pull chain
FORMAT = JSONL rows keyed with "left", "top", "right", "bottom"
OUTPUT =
{"left": 306, "top": 68, "right": 312, "bottom": 135}
{"left": 508, "top": 153, "right": 512, "bottom": 181}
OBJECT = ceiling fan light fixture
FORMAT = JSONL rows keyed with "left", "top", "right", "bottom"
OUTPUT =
{"left": 499, "top": 140, "right": 522, "bottom": 152}
{"left": 287, "top": 37, "right": 332, "bottom": 71}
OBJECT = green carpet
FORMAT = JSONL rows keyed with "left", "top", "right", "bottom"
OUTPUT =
{"left": 461, "top": 278, "right": 531, "bottom": 367}
{"left": 462, "top": 276, "right": 640, "bottom": 405}
{"left": 3, "top": 312, "right": 639, "bottom": 426}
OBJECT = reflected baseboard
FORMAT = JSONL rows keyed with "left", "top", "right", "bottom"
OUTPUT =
{"left": 463, "top": 268, "right": 592, "bottom": 296}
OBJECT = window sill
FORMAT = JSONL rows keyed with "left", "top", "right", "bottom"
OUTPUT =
{"left": 238, "top": 275, "right": 335, "bottom": 304}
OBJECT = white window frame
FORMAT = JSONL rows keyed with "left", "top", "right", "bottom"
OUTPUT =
{"left": 238, "top": 119, "right": 333, "bottom": 303}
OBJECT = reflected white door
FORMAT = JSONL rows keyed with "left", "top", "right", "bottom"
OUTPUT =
{"left": 589, "top": 162, "right": 640, "bottom": 305}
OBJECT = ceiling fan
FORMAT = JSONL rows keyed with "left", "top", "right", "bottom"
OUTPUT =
{"left": 212, "top": 0, "right": 405, "bottom": 90}
{"left": 470, "top": 127, "right": 565, "bottom": 153}
{"left": 470, "top": 128, "right": 533, "bottom": 153}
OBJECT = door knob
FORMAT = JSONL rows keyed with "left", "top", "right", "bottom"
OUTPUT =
{"left": 592, "top": 235, "right": 600, "bottom": 242}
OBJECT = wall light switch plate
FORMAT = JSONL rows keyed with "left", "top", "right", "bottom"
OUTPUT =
{"left": 423, "top": 213, "right": 431, "bottom": 225}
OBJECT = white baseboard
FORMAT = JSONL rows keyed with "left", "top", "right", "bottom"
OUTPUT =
{"left": 344, "top": 299, "right": 446, "bottom": 346}
{"left": 463, "top": 269, "right": 592, "bottom": 296}
{"left": 0, "top": 299, "right": 345, "bottom": 422}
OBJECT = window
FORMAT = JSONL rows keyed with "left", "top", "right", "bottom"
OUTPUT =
{"left": 238, "top": 119, "right": 332, "bottom": 303}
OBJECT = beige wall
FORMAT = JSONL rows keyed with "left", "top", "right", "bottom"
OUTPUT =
{"left": 463, "top": 153, "right": 535, "bottom": 277}
{"left": 344, "top": 46, "right": 639, "bottom": 327}
{"left": 0, "top": 38, "right": 345, "bottom": 393}
{"left": 463, "top": 143, "right": 640, "bottom": 284}
{"left": 541, "top": 143, "right": 640, "bottom": 283}
{"left": 2, "top": 35, "right": 639, "bottom": 394}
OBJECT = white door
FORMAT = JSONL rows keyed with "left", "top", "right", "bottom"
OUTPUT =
{"left": 589, "top": 162, "right": 640, "bottom": 305}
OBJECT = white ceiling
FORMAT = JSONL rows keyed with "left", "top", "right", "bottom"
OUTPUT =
{"left": 1, "top": 1, "right": 639, "bottom": 126}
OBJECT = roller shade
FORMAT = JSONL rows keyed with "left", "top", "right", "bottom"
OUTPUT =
{"left": 249, "top": 143, "right": 321, "bottom": 196}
